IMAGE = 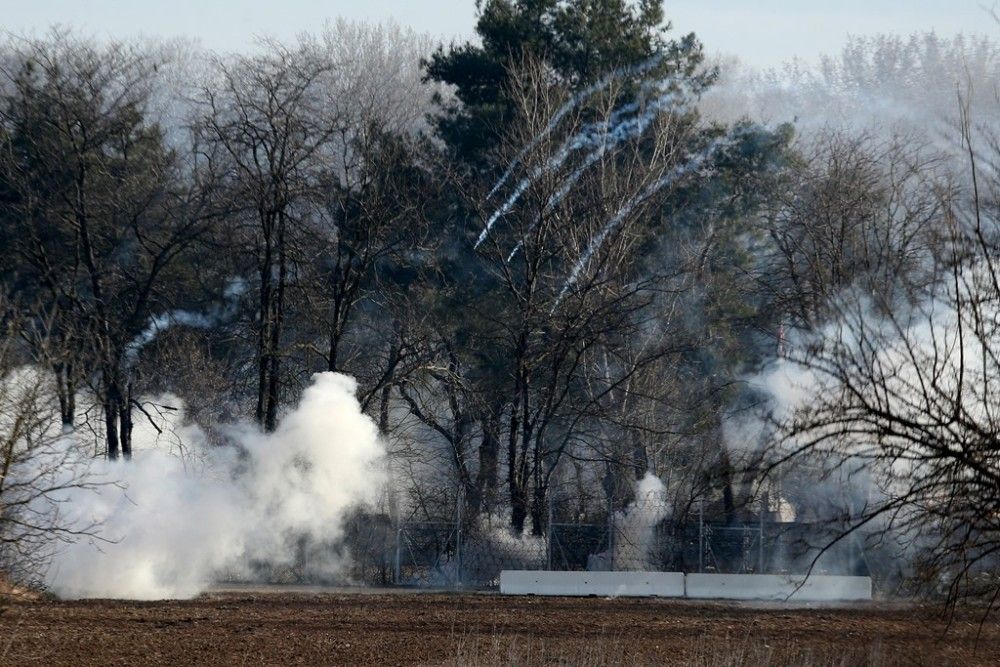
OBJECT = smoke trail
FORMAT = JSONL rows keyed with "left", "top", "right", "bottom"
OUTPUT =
{"left": 507, "top": 240, "right": 525, "bottom": 263}
{"left": 487, "top": 54, "right": 672, "bottom": 200}
{"left": 478, "top": 177, "right": 534, "bottom": 248}
{"left": 505, "top": 134, "right": 615, "bottom": 261}
{"left": 33, "top": 372, "right": 384, "bottom": 599}
{"left": 478, "top": 88, "right": 694, "bottom": 249}
{"left": 505, "top": 96, "right": 703, "bottom": 262}
{"left": 552, "top": 132, "right": 738, "bottom": 310}
{"left": 505, "top": 126, "right": 643, "bottom": 261}
{"left": 126, "top": 278, "right": 247, "bottom": 362}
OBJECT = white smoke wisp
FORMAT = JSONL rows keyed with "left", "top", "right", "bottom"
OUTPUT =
{"left": 612, "top": 473, "right": 670, "bottom": 570}
{"left": 125, "top": 277, "right": 248, "bottom": 363}
{"left": 38, "top": 372, "right": 384, "bottom": 600}
{"left": 587, "top": 473, "right": 670, "bottom": 571}
{"left": 477, "top": 78, "right": 700, "bottom": 249}
{"left": 552, "top": 131, "right": 739, "bottom": 311}
{"left": 448, "top": 515, "right": 547, "bottom": 585}
{"left": 479, "top": 514, "right": 547, "bottom": 566}
{"left": 487, "top": 54, "right": 672, "bottom": 200}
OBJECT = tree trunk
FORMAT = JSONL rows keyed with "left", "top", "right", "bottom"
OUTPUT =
{"left": 255, "top": 209, "right": 286, "bottom": 433}
{"left": 255, "top": 221, "right": 274, "bottom": 430}
{"left": 506, "top": 404, "right": 521, "bottom": 531}
{"left": 530, "top": 484, "right": 546, "bottom": 536}
{"left": 378, "top": 384, "right": 392, "bottom": 433}
{"left": 631, "top": 432, "right": 648, "bottom": 480}
{"left": 104, "top": 398, "right": 120, "bottom": 461}
{"left": 510, "top": 484, "right": 528, "bottom": 534}
{"left": 102, "top": 368, "right": 134, "bottom": 461}
{"left": 119, "top": 379, "right": 133, "bottom": 460}
{"left": 53, "top": 361, "right": 76, "bottom": 428}
{"left": 476, "top": 406, "right": 501, "bottom": 515}
{"left": 326, "top": 292, "right": 346, "bottom": 373}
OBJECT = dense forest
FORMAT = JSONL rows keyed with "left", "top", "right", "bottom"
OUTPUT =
{"left": 2, "top": 1, "right": 1000, "bottom": 603}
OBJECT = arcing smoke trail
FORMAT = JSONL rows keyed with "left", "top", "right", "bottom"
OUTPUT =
{"left": 507, "top": 96, "right": 699, "bottom": 262}
{"left": 504, "top": 128, "right": 641, "bottom": 262}
{"left": 552, "top": 132, "right": 739, "bottom": 311}
{"left": 497, "top": 150, "right": 602, "bottom": 259}
{"left": 38, "top": 372, "right": 383, "bottom": 599}
{"left": 478, "top": 86, "right": 695, "bottom": 250}
{"left": 126, "top": 278, "right": 247, "bottom": 363}
{"left": 487, "top": 54, "right": 670, "bottom": 201}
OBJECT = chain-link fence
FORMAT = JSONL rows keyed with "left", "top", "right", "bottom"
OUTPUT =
{"left": 212, "top": 503, "right": 868, "bottom": 588}
{"left": 387, "top": 491, "right": 872, "bottom": 588}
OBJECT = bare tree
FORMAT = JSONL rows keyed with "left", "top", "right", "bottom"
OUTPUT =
{"left": 0, "top": 33, "right": 213, "bottom": 459}
{"left": 401, "top": 55, "right": 726, "bottom": 533}
{"left": 0, "top": 302, "right": 99, "bottom": 587}
{"left": 762, "top": 110, "right": 1000, "bottom": 604}
{"left": 756, "top": 130, "right": 947, "bottom": 330}
{"left": 196, "top": 39, "right": 342, "bottom": 431}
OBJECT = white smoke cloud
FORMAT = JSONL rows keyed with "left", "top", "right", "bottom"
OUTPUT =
{"left": 37, "top": 372, "right": 384, "bottom": 600}
{"left": 701, "top": 32, "right": 1000, "bottom": 158}
{"left": 588, "top": 473, "right": 670, "bottom": 571}
{"left": 612, "top": 473, "right": 671, "bottom": 570}
{"left": 744, "top": 271, "right": 1000, "bottom": 530}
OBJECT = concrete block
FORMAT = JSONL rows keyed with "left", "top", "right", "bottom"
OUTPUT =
{"left": 684, "top": 573, "right": 872, "bottom": 601}
{"left": 500, "top": 570, "right": 685, "bottom": 597}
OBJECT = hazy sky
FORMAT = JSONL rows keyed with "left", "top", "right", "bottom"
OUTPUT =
{"left": 4, "top": 1, "right": 994, "bottom": 67}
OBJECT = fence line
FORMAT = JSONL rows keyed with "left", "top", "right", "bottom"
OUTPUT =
{"left": 386, "top": 491, "right": 870, "bottom": 588}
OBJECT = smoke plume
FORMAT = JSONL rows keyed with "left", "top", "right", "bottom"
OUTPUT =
{"left": 587, "top": 473, "right": 670, "bottom": 571}
{"left": 38, "top": 372, "right": 384, "bottom": 599}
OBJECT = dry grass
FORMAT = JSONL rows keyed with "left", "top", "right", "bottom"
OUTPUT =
{"left": 684, "top": 636, "right": 897, "bottom": 667}
{"left": 0, "top": 592, "right": 991, "bottom": 665}
{"left": 447, "top": 630, "right": 632, "bottom": 666}
{"left": 0, "top": 572, "right": 40, "bottom": 602}
{"left": 448, "top": 632, "right": 912, "bottom": 667}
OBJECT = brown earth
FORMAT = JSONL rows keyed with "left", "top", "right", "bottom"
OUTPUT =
{"left": 0, "top": 575, "right": 38, "bottom": 603}
{"left": 0, "top": 589, "right": 998, "bottom": 666}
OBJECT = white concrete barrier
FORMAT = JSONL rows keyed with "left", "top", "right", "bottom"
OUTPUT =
{"left": 499, "top": 571, "right": 872, "bottom": 601}
{"left": 684, "top": 573, "right": 872, "bottom": 602}
{"left": 500, "top": 570, "right": 685, "bottom": 597}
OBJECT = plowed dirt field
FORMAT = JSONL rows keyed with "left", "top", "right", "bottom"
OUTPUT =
{"left": 1, "top": 590, "right": 997, "bottom": 666}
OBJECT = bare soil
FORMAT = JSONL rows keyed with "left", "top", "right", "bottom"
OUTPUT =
{"left": 1, "top": 590, "right": 998, "bottom": 666}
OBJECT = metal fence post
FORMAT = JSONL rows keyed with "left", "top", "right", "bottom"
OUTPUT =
{"left": 848, "top": 523, "right": 856, "bottom": 575}
{"left": 546, "top": 492, "right": 554, "bottom": 571}
{"left": 698, "top": 497, "right": 704, "bottom": 573}
{"left": 455, "top": 491, "right": 463, "bottom": 587}
{"left": 602, "top": 466, "right": 615, "bottom": 571}
{"left": 394, "top": 526, "right": 402, "bottom": 585}
{"left": 607, "top": 494, "right": 615, "bottom": 571}
{"left": 758, "top": 495, "right": 765, "bottom": 573}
